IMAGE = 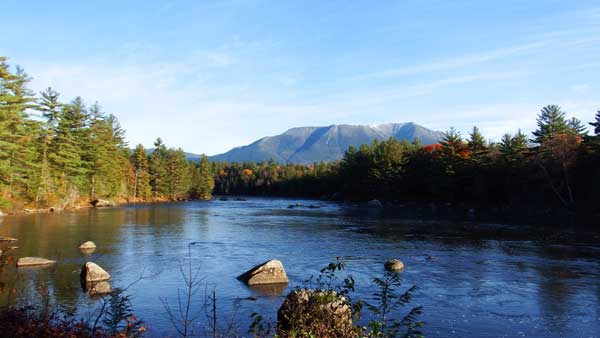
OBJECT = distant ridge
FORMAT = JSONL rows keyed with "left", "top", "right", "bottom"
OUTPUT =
{"left": 209, "top": 122, "right": 443, "bottom": 164}
{"left": 144, "top": 148, "right": 202, "bottom": 162}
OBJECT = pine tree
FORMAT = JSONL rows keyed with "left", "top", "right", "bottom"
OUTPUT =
{"left": 567, "top": 117, "right": 587, "bottom": 136}
{"left": 149, "top": 138, "right": 168, "bottom": 197}
{"left": 86, "top": 103, "right": 129, "bottom": 198}
{"left": 0, "top": 62, "right": 39, "bottom": 201}
{"left": 467, "top": 126, "right": 487, "bottom": 158}
{"left": 499, "top": 130, "right": 528, "bottom": 163}
{"left": 190, "top": 155, "right": 214, "bottom": 200}
{"left": 131, "top": 144, "right": 151, "bottom": 199}
{"left": 35, "top": 87, "right": 63, "bottom": 202}
{"left": 531, "top": 105, "right": 569, "bottom": 144}
{"left": 164, "top": 148, "right": 190, "bottom": 199}
{"left": 440, "top": 127, "right": 464, "bottom": 158}
{"left": 38, "top": 87, "right": 62, "bottom": 127}
{"left": 48, "top": 97, "right": 90, "bottom": 197}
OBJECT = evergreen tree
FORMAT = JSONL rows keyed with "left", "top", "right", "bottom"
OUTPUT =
{"left": 440, "top": 127, "right": 465, "bottom": 160}
{"left": 531, "top": 105, "right": 569, "bottom": 144}
{"left": 0, "top": 62, "right": 39, "bottom": 201}
{"left": 149, "top": 138, "right": 168, "bottom": 197}
{"left": 36, "top": 87, "right": 63, "bottom": 202}
{"left": 467, "top": 126, "right": 487, "bottom": 159}
{"left": 190, "top": 155, "right": 214, "bottom": 200}
{"left": 86, "top": 104, "right": 129, "bottom": 198}
{"left": 164, "top": 148, "right": 190, "bottom": 199}
{"left": 499, "top": 130, "right": 528, "bottom": 163}
{"left": 38, "top": 87, "right": 62, "bottom": 126}
{"left": 48, "top": 97, "right": 90, "bottom": 197}
{"left": 589, "top": 111, "right": 600, "bottom": 151}
{"left": 131, "top": 144, "right": 152, "bottom": 199}
{"left": 567, "top": 117, "right": 587, "bottom": 136}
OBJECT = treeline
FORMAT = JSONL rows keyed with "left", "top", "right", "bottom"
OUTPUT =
{"left": 0, "top": 56, "right": 213, "bottom": 211}
{"left": 213, "top": 106, "right": 600, "bottom": 214}
{"left": 3, "top": 55, "right": 600, "bottom": 214}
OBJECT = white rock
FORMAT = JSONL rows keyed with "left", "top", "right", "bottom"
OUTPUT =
{"left": 79, "top": 241, "right": 97, "bottom": 250}
{"left": 237, "top": 259, "right": 289, "bottom": 285}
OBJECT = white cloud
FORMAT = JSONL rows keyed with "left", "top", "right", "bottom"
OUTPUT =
{"left": 350, "top": 41, "right": 547, "bottom": 81}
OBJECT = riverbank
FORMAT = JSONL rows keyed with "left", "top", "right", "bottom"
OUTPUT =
{"left": 0, "top": 196, "right": 203, "bottom": 216}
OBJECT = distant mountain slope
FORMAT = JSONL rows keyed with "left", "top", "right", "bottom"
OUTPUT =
{"left": 144, "top": 148, "right": 202, "bottom": 162}
{"left": 210, "top": 122, "right": 443, "bottom": 164}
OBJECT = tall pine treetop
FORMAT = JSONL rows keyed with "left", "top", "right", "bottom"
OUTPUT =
{"left": 532, "top": 105, "right": 569, "bottom": 144}
{"left": 590, "top": 110, "right": 600, "bottom": 135}
{"left": 567, "top": 117, "right": 587, "bottom": 136}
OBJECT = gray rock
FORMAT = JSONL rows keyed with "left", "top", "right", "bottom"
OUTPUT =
{"left": 384, "top": 259, "right": 405, "bottom": 272}
{"left": 81, "top": 262, "right": 111, "bottom": 283}
{"left": 277, "top": 289, "right": 353, "bottom": 337}
{"left": 237, "top": 259, "right": 288, "bottom": 285}
{"left": 17, "top": 257, "right": 56, "bottom": 267}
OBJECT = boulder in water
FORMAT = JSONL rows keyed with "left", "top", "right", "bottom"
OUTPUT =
{"left": 17, "top": 257, "right": 56, "bottom": 267}
{"left": 81, "top": 262, "right": 111, "bottom": 283}
{"left": 90, "top": 199, "right": 116, "bottom": 208}
{"left": 237, "top": 259, "right": 288, "bottom": 285}
{"left": 384, "top": 259, "right": 404, "bottom": 272}
{"left": 79, "top": 241, "right": 97, "bottom": 250}
{"left": 277, "top": 289, "right": 353, "bottom": 337}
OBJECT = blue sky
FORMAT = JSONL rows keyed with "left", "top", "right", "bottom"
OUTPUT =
{"left": 1, "top": 0, "right": 599, "bottom": 155}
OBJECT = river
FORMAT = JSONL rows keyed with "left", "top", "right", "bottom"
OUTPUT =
{"left": 0, "top": 198, "right": 599, "bottom": 337}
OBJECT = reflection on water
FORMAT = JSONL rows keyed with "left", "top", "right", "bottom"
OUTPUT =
{"left": 83, "top": 281, "right": 112, "bottom": 298}
{"left": 247, "top": 283, "right": 288, "bottom": 297}
{"left": 0, "top": 198, "right": 599, "bottom": 337}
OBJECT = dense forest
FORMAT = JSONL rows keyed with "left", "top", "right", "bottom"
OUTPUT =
{"left": 2, "top": 55, "right": 600, "bottom": 215}
{"left": 212, "top": 109, "right": 600, "bottom": 215}
{"left": 0, "top": 56, "right": 214, "bottom": 211}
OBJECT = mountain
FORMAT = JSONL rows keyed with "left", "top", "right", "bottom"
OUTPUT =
{"left": 144, "top": 148, "right": 203, "bottom": 162}
{"left": 210, "top": 122, "right": 443, "bottom": 164}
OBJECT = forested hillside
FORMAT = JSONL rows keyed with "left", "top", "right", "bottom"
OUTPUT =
{"left": 0, "top": 56, "right": 214, "bottom": 211}
{"left": 212, "top": 108, "right": 600, "bottom": 215}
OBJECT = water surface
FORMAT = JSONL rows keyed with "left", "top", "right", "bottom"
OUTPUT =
{"left": 0, "top": 198, "right": 599, "bottom": 337}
